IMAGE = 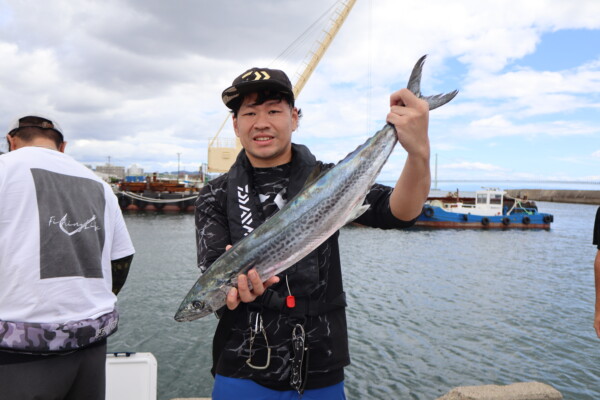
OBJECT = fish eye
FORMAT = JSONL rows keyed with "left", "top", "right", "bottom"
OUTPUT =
{"left": 192, "top": 300, "right": 204, "bottom": 309}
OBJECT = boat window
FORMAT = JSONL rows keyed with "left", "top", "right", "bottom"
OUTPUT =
{"left": 490, "top": 194, "right": 502, "bottom": 205}
{"left": 476, "top": 194, "right": 487, "bottom": 204}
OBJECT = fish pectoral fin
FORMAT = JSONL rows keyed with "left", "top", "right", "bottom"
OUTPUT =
{"left": 344, "top": 204, "right": 370, "bottom": 225}
{"left": 302, "top": 164, "right": 325, "bottom": 188}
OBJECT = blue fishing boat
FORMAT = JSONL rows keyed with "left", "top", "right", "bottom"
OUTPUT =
{"left": 416, "top": 188, "right": 554, "bottom": 229}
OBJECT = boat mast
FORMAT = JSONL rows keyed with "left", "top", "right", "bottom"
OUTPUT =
{"left": 207, "top": 0, "right": 356, "bottom": 173}
{"left": 433, "top": 153, "right": 438, "bottom": 190}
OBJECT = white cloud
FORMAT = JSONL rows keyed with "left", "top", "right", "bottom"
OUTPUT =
{"left": 1, "top": 0, "right": 600, "bottom": 182}
{"left": 460, "top": 115, "right": 598, "bottom": 139}
{"left": 462, "top": 61, "right": 600, "bottom": 117}
{"left": 443, "top": 161, "right": 506, "bottom": 172}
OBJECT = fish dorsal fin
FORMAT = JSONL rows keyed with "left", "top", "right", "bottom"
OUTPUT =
{"left": 303, "top": 164, "right": 325, "bottom": 188}
{"left": 343, "top": 204, "right": 370, "bottom": 226}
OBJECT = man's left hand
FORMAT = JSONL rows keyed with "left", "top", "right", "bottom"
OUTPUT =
{"left": 386, "top": 88, "right": 430, "bottom": 161}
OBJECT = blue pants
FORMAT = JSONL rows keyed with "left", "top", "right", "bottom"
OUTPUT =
{"left": 213, "top": 374, "right": 347, "bottom": 400}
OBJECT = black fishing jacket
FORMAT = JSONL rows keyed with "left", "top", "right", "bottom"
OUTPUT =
{"left": 194, "top": 143, "right": 416, "bottom": 391}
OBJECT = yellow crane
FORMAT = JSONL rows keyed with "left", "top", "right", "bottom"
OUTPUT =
{"left": 207, "top": 0, "right": 357, "bottom": 173}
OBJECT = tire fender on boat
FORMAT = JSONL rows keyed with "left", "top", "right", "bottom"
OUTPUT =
{"left": 522, "top": 216, "right": 531, "bottom": 225}
{"left": 543, "top": 215, "right": 553, "bottom": 224}
{"left": 424, "top": 207, "right": 434, "bottom": 218}
{"left": 481, "top": 217, "right": 490, "bottom": 226}
{"left": 501, "top": 217, "right": 510, "bottom": 226}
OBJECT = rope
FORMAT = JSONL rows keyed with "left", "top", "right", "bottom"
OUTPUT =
{"left": 117, "top": 191, "right": 198, "bottom": 204}
{"left": 503, "top": 194, "right": 534, "bottom": 215}
{"left": 272, "top": 1, "right": 338, "bottom": 67}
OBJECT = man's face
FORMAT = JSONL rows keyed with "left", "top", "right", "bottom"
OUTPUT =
{"left": 233, "top": 92, "right": 298, "bottom": 168}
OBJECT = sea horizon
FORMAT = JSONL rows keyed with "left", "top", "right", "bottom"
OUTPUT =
{"left": 377, "top": 179, "right": 600, "bottom": 193}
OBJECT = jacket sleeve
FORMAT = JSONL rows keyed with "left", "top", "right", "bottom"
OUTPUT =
{"left": 594, "top": 206, "right": 600, "bottom": 249}
{"left": 111, "top": 254, "right": 134, "bottom": 295}
{"left": 195, "top": 177, "right": 231, "bottom": 274}
{"left": 354, "top": 183, "right": 418, "bottom": 229}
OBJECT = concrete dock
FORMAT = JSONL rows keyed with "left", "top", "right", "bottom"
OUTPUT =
{"left": 506, "top": 189, "right": 600, "bottom": 205}
{"left": 436, "top": 381, "right": 562, "bottom": 400}
{"left": 170, "top": 381, "right": 562, "bottom": 400}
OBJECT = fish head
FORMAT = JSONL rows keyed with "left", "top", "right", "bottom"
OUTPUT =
{"left": 174, "top": 298, "right": 213, "bottom": 322}
{"left": 174, "top": 285, "right": 229, "bottom": 322}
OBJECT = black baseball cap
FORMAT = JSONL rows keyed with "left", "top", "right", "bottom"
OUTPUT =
{"left": 222, "top": 67, "right": 294, "bottom": 109}
{"left": 8, "top": 115, "right": 64, "bottom": 141}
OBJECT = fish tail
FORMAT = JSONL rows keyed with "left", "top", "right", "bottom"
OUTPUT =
{"left": 407, "top": 54, "right": 458, "bottom": 110}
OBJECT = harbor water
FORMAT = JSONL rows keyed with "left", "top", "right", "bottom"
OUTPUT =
{"left": 108, "top": 200, "right": 600, "bottom": 399}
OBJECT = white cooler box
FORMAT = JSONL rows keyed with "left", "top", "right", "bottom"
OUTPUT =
{"left": 106, "top": 352, "right": 157, "bottom": 400}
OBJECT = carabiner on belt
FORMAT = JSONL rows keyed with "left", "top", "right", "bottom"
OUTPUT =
{"left": 246, "top": 312, "right": 271, "bottom": 370}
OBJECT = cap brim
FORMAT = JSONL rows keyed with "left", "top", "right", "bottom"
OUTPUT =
{"left": 222, "top": 80, "right": 293, "bottom": 109}
{"left": 7, "top": 115, "right": 64, "bottom": 140}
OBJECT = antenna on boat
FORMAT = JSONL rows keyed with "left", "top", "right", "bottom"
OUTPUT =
{"left": 433, "top": 153, "right": 439, "bottom": 190}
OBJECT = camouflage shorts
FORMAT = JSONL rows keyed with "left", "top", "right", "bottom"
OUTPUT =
{"left": 0, "top": 309, "right": 118, "bottom": 353}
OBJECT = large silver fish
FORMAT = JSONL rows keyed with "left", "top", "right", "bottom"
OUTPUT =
{"left": 174, "top": 55, "right": 458, "bottom": 322}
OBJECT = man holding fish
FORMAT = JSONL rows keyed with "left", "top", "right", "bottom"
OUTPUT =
{"left": 593, "top": 206, "right": 600, "bottom": 338}
{"left": 188, "top": 58, "right": 456, "bottom": 399}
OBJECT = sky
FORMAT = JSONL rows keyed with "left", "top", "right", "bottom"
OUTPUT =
{"left": 0, "top": 0, "right": 599, "bottom": 186}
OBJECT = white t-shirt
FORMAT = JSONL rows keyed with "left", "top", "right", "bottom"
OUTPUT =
{"left": 0, "top": 147, "right": 134, "bottom": 324}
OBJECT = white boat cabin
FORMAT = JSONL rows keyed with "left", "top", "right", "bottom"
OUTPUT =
{"left": 431, "top": 188, "right": 505, "bottom": 216}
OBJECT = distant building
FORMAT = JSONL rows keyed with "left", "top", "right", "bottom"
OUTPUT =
{"left": 96, "top": 164, "right": 125, "bottom": 180}
{"left": 127, "top": 164, "right": 144, "bottom": 176}
{"left": 93, "top": 171, "right": 112, "bottom": 182}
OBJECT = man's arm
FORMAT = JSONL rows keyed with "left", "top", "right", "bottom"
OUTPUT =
{"left": 594, "top": 251, "right": 600, "bottom": 338}
{"left": 386, "top": 88, "right": 431, "bottom": 221}
{"left": 111, "top": 254, "right": 134, "bottom": 295}
{"left": 195, "top": 180, "right": 231, "bottom": 274}
{"left": 593, "top": 207, "right": 600, "bottom": 337}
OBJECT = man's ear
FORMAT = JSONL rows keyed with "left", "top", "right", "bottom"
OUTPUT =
{"left": 291, "top": 108, "right": 299, "bottom": 132}
{"left": 6, "top": 135, "right": 16, "bottom": 152}
{"left": 232, "top": 115, "right": 240, "bottom": 137}
{"left": 58, "top": 141, "right": 67, "bottom": 153}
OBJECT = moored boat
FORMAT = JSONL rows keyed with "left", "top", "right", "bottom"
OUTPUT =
{"left": 416, "top": 188, "right": 554, "bottom": 229}
{"left": 114, "top": 173, "right": 201, "bottom": 212}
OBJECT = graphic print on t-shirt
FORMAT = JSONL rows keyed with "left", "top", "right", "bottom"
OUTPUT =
{"left": 258, "top": 188, "right": 287, "bottom": 212}
{"left": 253, "top": 164, "right": 290, "bottom": 219}
{"left": 31, "top": 168, "right": 106, "bottom": 279}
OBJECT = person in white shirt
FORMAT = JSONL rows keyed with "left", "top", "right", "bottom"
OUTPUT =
{"left": 593, "top": 207, "right": 600, "bottom": 337}
{"left": 0, "top": 115, "right": 135, "bottom": 400}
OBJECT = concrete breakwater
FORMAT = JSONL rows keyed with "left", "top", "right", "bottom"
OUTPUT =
{"left": 171, "top": 382, "right": 562, "bottom": 400}
{"left": 436, "top": 381, "right": 562, "bottom": 400}
{"left": 506, "top": 189, "right": 600, "bottom": 205}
